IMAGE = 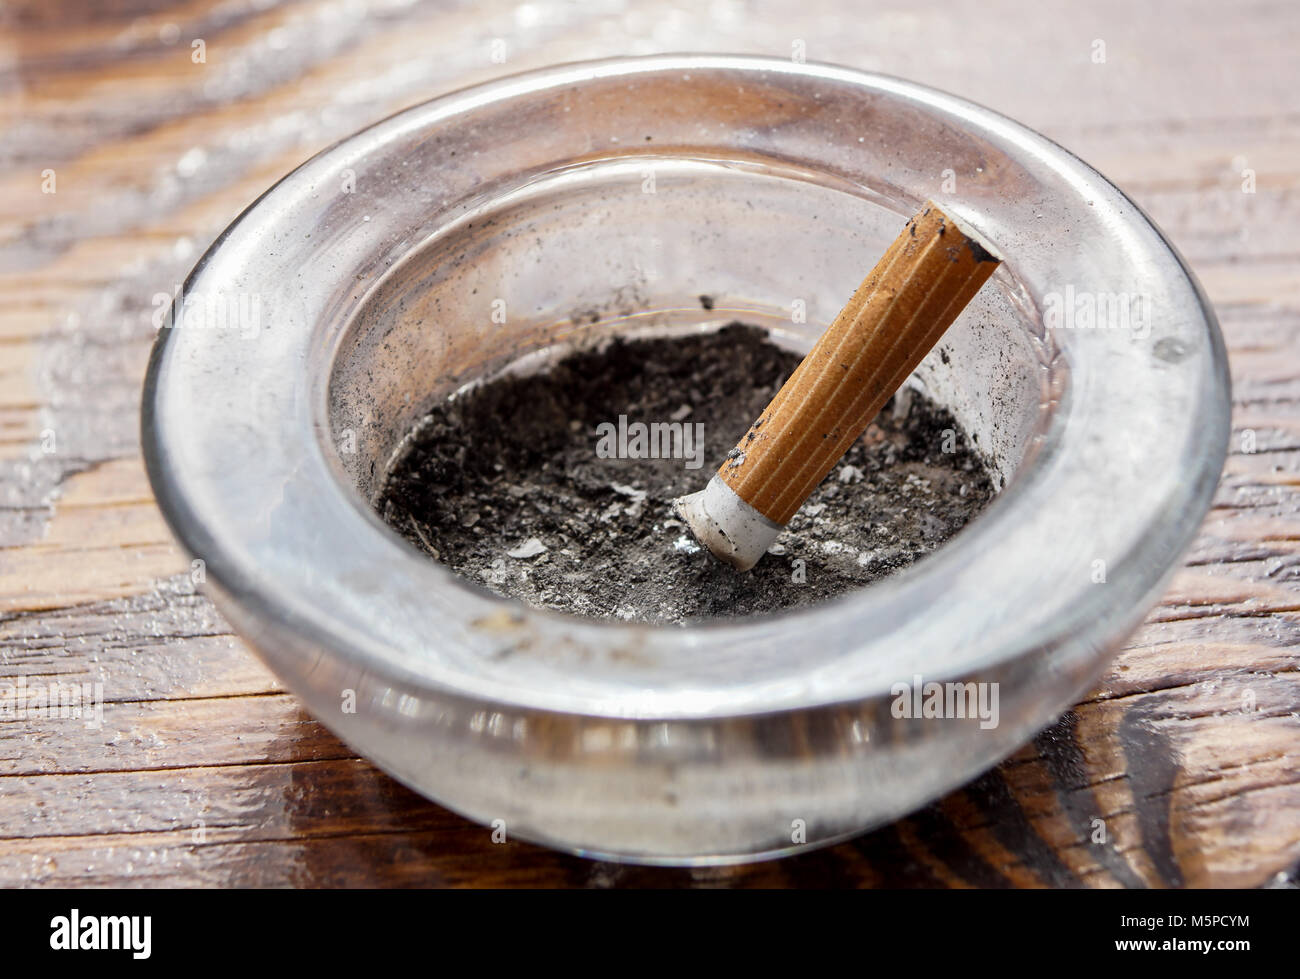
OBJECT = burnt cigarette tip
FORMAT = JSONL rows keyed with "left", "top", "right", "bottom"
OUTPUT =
{"left": 674, "top": 476, "right": 783, "bottom": 572}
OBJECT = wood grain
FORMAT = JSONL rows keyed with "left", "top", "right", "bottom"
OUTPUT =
{"left": 1, "top": 0, "right": 1298, "bottom": 888}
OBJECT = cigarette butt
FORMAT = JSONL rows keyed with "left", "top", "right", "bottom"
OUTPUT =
{"left": 675, "top": 201, "right": 1001, "bottom": 571}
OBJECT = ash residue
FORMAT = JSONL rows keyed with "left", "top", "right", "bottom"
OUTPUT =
{"left": 376, "top": 324, "right": 995, "bottom": 625}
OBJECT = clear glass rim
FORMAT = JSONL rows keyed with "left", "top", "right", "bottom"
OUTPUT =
{"left": 142, "top": 54, "right": 1231, "bottom": 721}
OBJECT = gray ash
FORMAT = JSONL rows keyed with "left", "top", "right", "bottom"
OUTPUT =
{"left": 376, "top": 324, "right": 995, "bottom": 625}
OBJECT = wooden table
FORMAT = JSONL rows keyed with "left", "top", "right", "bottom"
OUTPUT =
{"left": 2, "top": 0, "right": 1297, "bottom": 887}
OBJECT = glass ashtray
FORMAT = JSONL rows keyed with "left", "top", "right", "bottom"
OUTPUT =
{"left": 142, "top": 55, "right": 1230, "bottom": 864}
